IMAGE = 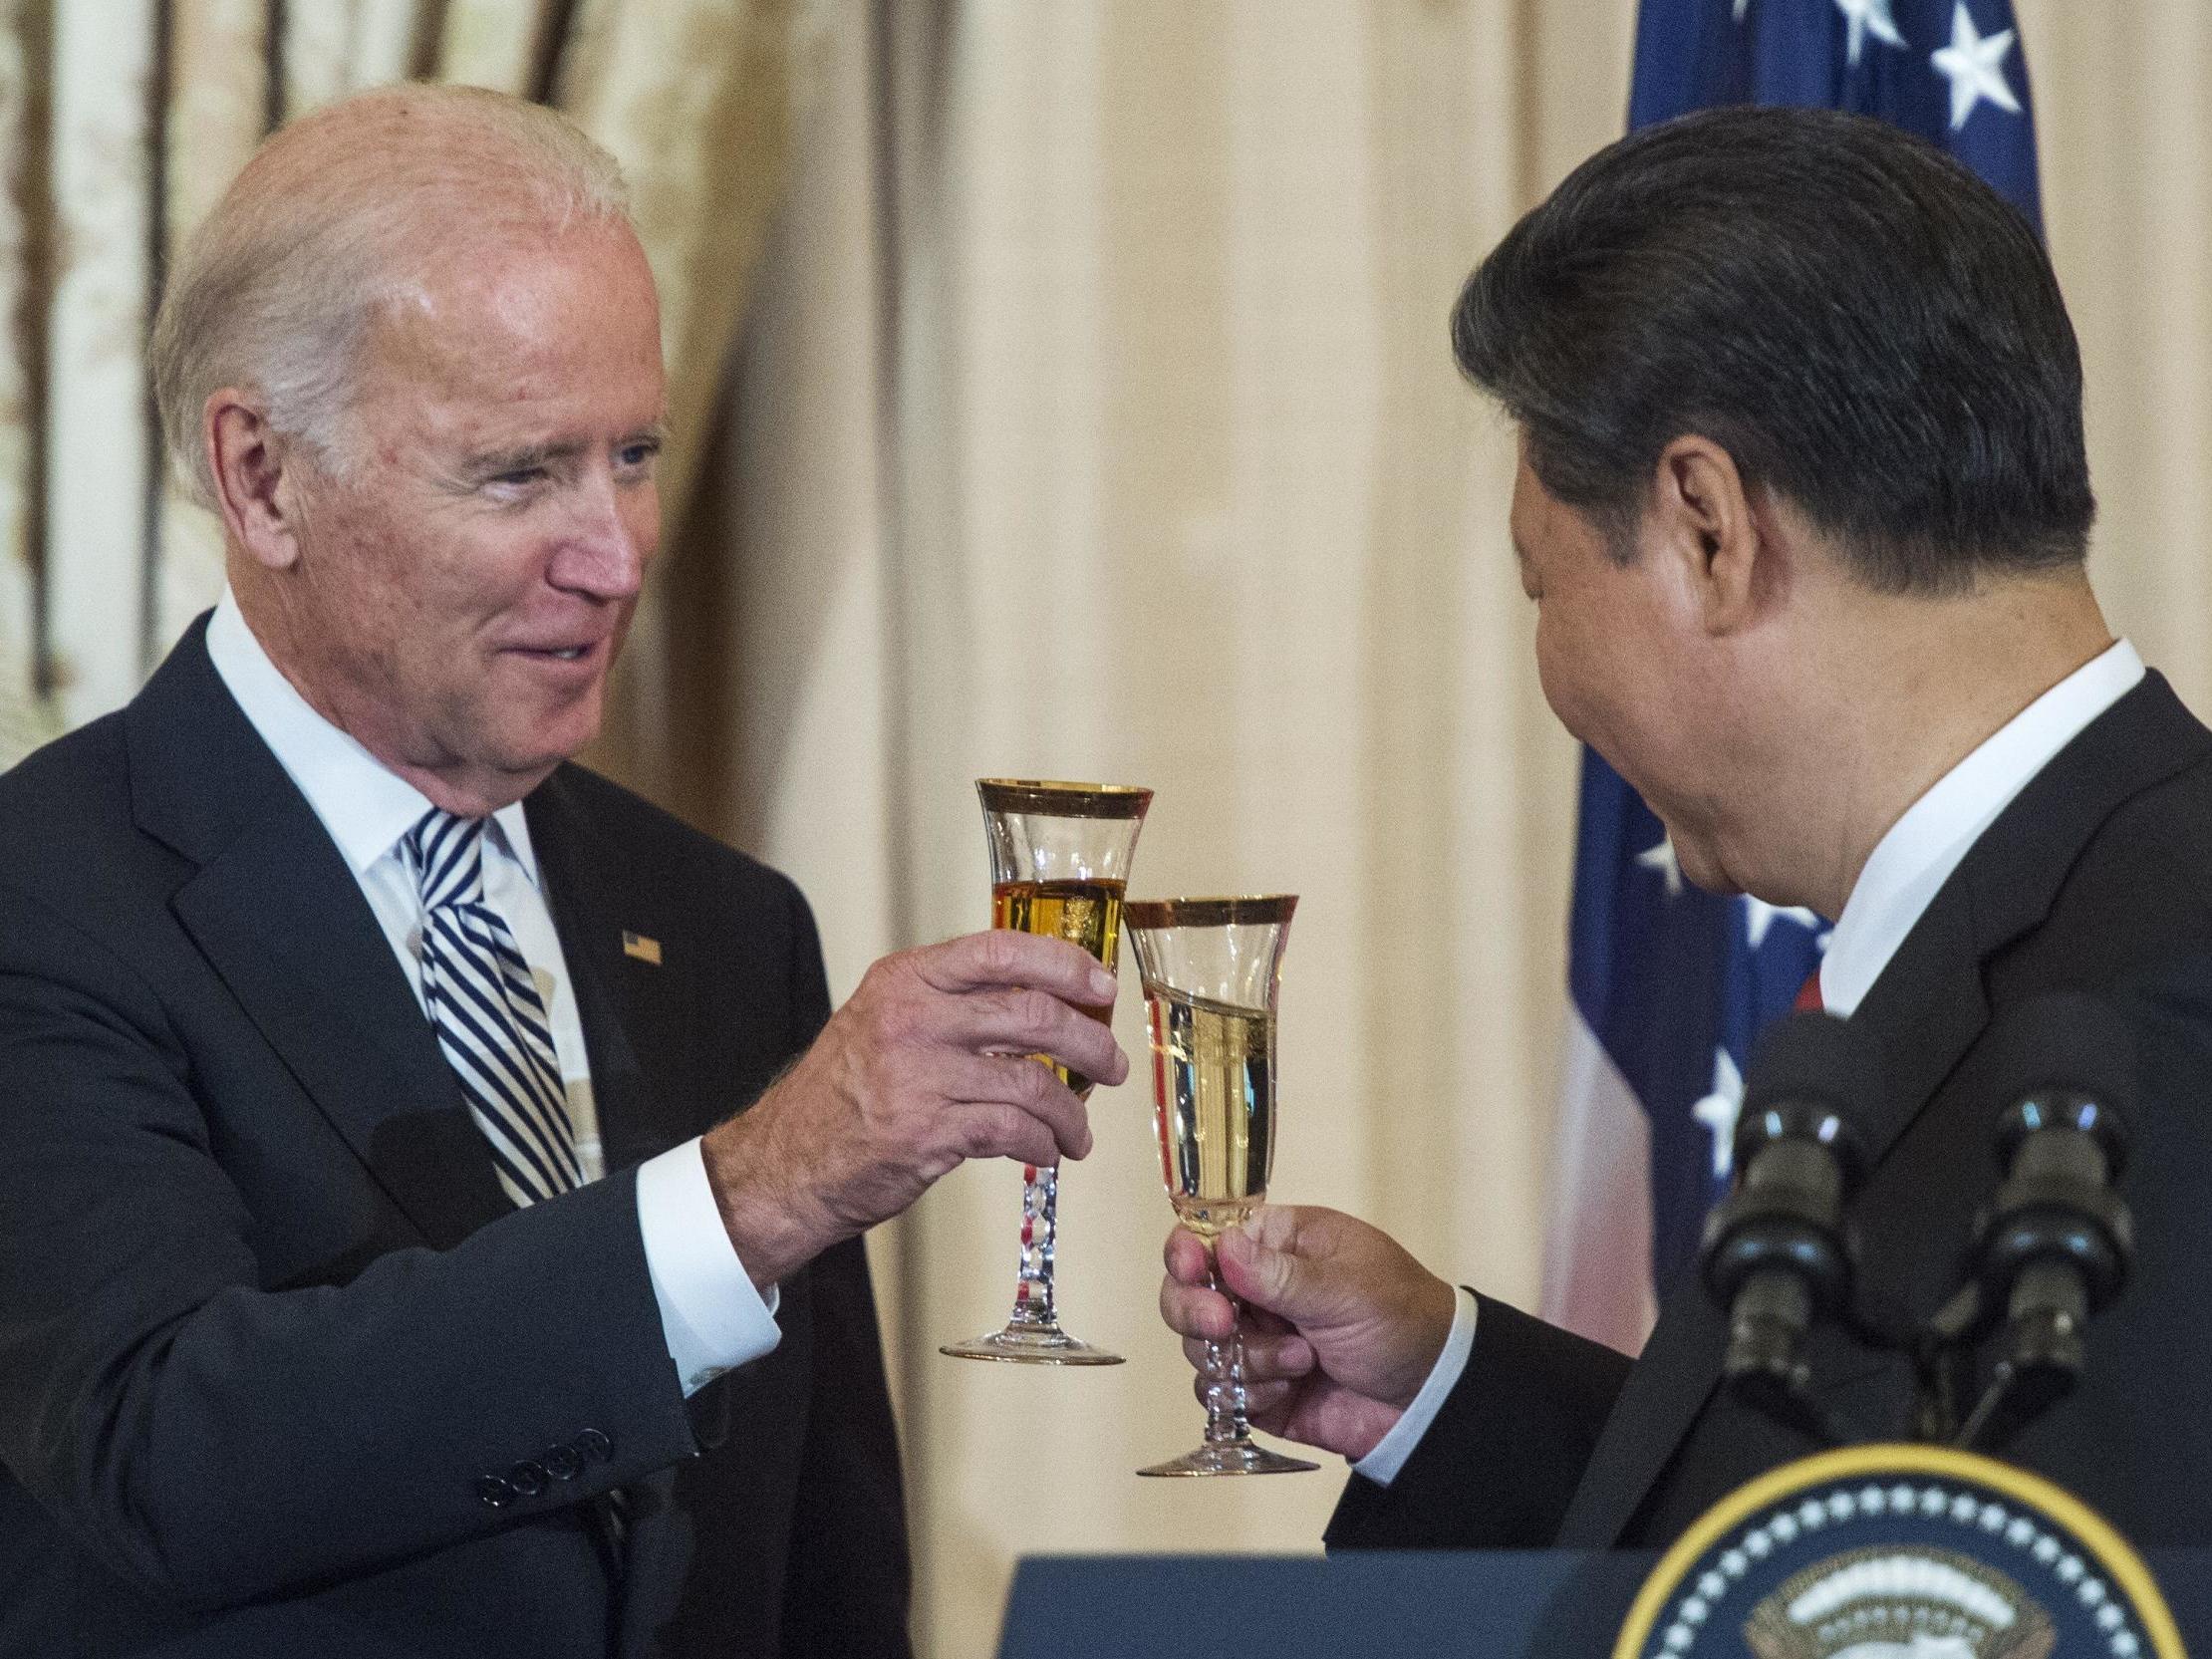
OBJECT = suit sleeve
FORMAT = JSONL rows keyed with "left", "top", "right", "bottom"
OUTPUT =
{"left": 1324, "top": 1293, "right": 1632, "bottom": 1550}
{"left": 0, "top": 877, "right": 702, "bottom": 1613}
{"left": 773, "top": 886, "right": 914, "bottom": 1657}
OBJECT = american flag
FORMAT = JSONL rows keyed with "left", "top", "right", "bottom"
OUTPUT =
{"left": 1542, "top": 0, "right": 2046, "bottom": 1354}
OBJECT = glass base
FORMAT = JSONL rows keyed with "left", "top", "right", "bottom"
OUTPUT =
{"left": 1137, "top": 1442, "right": 1320, "bottom": 1477}
{"left": 940, "top": 1323, "right": 1125, "bottom": 1366}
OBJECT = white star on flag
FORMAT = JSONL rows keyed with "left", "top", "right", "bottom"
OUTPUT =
{"left": 1637, "top": 834, "right": 1685, "bottom": 900}
{"left": 1834, "top": 0, "right": 1906, "bottom": 67}
{"left": 1734, "top": 0, "right": 1751, "bottom": 20}
{"left": 1931, "top": 1, "right": 2022, "bottom": 132}
{"left": 1691, "top": 1045, "right": 1746, "bottom": 1181}
{"left": 1743, "top": 896, "right": 1823, "bottom": 950}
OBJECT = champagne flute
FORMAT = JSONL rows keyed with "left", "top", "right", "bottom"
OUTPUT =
{"left": 941, "top": 779, "right": 1151, "bottom": 1365}
{"left": 1123, "top": 896, "right": 1317, "bottom": 1476}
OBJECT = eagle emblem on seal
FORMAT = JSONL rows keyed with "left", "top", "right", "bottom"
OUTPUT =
{"left": 1745, "top": 1546, "right": 2056, "bottom": 1659}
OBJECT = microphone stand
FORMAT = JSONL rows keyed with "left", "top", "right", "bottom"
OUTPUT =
{"left": 1704, "top": 996, "right": 2135, "bottom": 1459}
{"left": 1923, "top": 1086, "right": 2132, "bottom": 1455}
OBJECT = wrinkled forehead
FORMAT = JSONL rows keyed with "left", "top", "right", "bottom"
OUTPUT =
{"left": 356, "top": 220, "right": 665, "bottom": 415}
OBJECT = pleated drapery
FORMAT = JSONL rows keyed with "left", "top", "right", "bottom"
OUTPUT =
{"left": 718, "top": 6, "right": 2212, "bottom": 1654}
{"left": 4, "top": 6, "right": 2210, "bottom": 1658}
{"left": 0, "top": 0, "right": 51, "bottom": 764}
{"left": 0, "top": 0, "right": 805, "bottom": 781}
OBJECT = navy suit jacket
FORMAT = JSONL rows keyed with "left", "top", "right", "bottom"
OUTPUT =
{"left": 1329, "top": 671, "right": 2212, "bottom": 1554}
{"left": 0, "top": 620, "right": 911, "bottom": 1657}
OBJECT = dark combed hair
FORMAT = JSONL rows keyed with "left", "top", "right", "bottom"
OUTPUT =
{"left": 1452, "top": 106, "right": 2094, "bottom": 594}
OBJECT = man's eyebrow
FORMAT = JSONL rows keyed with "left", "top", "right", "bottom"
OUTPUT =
{"left": 468, "top": 424, "right": 668, "bottom": 475}
{"left": 470, "top": 438, "right": 583, "bottom": 474}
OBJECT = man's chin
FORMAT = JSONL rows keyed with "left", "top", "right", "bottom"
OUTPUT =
{"left": 517, "top": 686, "right": 607, "bottom": 761}
{"left": 1662, "top": 828, "right": 1743, "bottom": 899}
{"left": 477, "top": 710, "right": 604, "bottom": 798}
{"left": 1679, "top": 855, "right": 1740, "bottom": 897}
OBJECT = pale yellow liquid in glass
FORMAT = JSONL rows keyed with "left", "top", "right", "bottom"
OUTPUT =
{"left": 1146, "top": 987, "right": 1274, "bottom": 1238}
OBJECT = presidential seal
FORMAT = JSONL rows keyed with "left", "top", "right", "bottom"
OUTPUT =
{"left": 1611, "top": 1445, "right": 2184, "bottom": 1659}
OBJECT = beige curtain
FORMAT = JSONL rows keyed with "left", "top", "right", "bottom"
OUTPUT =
{"left": 9, "top": 4, "right": 2212, "bottom": 1657}
{"left": 0, "top": 0, "right": 53, "bottom": 763}
{"left": 2020, "top": 0, "right": 2212, "bottom": 694}
{"left": 0, "top": 0, "right": 802, "bottom": 776}
{"left": 719, "top": 9, "right": 1610, "bottom": 1651}
{"left": 723, "top": 4, "right": 2212, "bottom": 1655}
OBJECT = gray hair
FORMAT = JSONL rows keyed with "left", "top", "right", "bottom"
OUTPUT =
{"left": 150, "top": 83, "right": 633, "bottom": 505}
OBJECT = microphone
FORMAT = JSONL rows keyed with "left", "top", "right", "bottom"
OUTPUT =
{"left": 1700, "top": 1010, "right": 1879, "bottom": 1444}
{"left": 1956, "top": 991, "right": 2135, "bottom": 1452}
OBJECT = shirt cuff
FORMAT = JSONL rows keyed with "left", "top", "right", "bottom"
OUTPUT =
{"left": 636, "top": 1137, "right": 782, "bottom": 1397}
{"left": 1349, "top": 1285, "right": 1480, "bottom": 1488}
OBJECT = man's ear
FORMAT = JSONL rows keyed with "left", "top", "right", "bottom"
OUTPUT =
{"left": 205, "top": 390, "right": 309, "bottom": 571}
{"left": 1647, "top": 434, "right": 1765, "bottom": 635}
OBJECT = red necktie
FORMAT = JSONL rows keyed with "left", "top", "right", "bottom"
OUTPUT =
{"left": 1795, "top": 969, "right": 1824, "bottom": 1012}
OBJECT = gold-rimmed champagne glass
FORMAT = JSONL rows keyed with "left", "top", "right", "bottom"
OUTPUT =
{"left": 941, "top": 779, "right": 1151, "bottom": 1365}
{"left": 1123, "top": 895, "right": 1318, "bottom": 1476}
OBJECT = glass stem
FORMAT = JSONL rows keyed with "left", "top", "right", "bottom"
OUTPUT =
{"left": 1201, "top": 1253, "right": 1256, "bottom": 1448}
{"left": 1009, "top": 1162, "right": 1059, "bottom": 1327}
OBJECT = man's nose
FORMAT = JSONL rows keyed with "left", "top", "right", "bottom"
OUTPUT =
{"left": 550, "top": 475, "right": 652, "bottom": 600}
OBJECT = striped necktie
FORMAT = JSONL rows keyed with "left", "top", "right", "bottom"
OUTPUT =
{"left": 404, "top": 809, "right": 581, "bottom": 1209}
{"left": 404, "top": 809, "right": 629, "bottom": 1557}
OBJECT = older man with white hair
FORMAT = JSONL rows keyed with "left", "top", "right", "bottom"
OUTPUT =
{"left": 0, "top": 85, "right": 1122, "bottom": 1658}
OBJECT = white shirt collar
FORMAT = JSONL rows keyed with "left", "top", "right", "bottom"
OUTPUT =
{"left": 1819, "top": 639, "right": 2144, "bottom": 1016}
{"left": 204, "top": 590, "right": 541, "bottom": 884}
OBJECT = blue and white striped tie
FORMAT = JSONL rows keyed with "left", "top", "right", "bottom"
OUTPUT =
{"left": 405, "top": 809, "right": 581, "bottom": 1209}
{"left": 405, "top": 809, "right": 629, "bottom": 1558}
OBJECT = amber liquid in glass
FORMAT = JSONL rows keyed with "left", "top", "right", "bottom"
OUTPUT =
{"left": 992, "top": 878, "right": 1123, "bottom": 1096}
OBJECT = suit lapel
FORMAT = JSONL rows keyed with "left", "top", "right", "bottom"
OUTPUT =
{"left": 131, "top": 623, "right": 508, "bottom": 1249}
{"left": 170, "top": 829, "right": 510, "bottom": 1248}
{"left": 1557, "top": 672, "right": 2212, "bottom": 1546}
{"left": 525, "top": 773, "right": 753, "bottom": 1621}
{"left": 1552, "top": 1275, "right": 1723, "bottom": 1546}
{"left": 1833, "top": 886, "right": 1988, "bottom": 1165}
{"left": 1851, "top": 672, "right": 2212, "bottom": 1169}
{"left": 523, "top": 771, "right": 694, "bottom": 1172}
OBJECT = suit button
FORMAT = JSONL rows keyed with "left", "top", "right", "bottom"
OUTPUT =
{"left": 476, "top": 1475, "right": 516, "bottom": 1509}
{"left": 507, "top": 1461, "right": 548, "bottom": 1498}
{"left": 575, "top": 1429, "right": 613, "bottom": 1464}
{"left": 542, "top": 1445, "right": 581, "bottom": 1481}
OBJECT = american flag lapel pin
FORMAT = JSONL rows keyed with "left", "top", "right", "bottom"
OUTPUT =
{"left": 622, "top": 931, "right": 663, "bottom": 967}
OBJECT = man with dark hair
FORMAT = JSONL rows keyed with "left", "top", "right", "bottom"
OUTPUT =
{"left": 1160, "top": 106, "right": 2212, "bottom": 1550}
{"left": 1456, "top": 105, "right": 2093, "bottom": 593}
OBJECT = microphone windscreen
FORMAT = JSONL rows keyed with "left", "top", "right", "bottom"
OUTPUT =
{"left": 1742, "top": 1008, "right": 1886, "bottom": 1121}
{"left": 1980, "top": 990, "right": 2138, "bottom": 1122}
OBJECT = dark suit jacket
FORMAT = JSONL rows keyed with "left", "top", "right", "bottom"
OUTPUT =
{"left": 0, "top": 621, "right": 911, "bottom": 1658}
{"left": 1329, "top": 670, "right": 2212, "bottom": 1554}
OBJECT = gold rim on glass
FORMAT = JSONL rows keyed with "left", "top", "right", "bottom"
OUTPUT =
{"left": 975, "top": 778, "right": 1153, "bottom": 819}
{"left": 1121, "top": 895, "right": 1297, "bottom": 930}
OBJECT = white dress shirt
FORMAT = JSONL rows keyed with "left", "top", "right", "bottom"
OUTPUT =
{"left": 205, "top": 592, "right": 780, "bottom": 1397}
{"left": 1355, "top": 638, "right": 2146, "bottom": 1486}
